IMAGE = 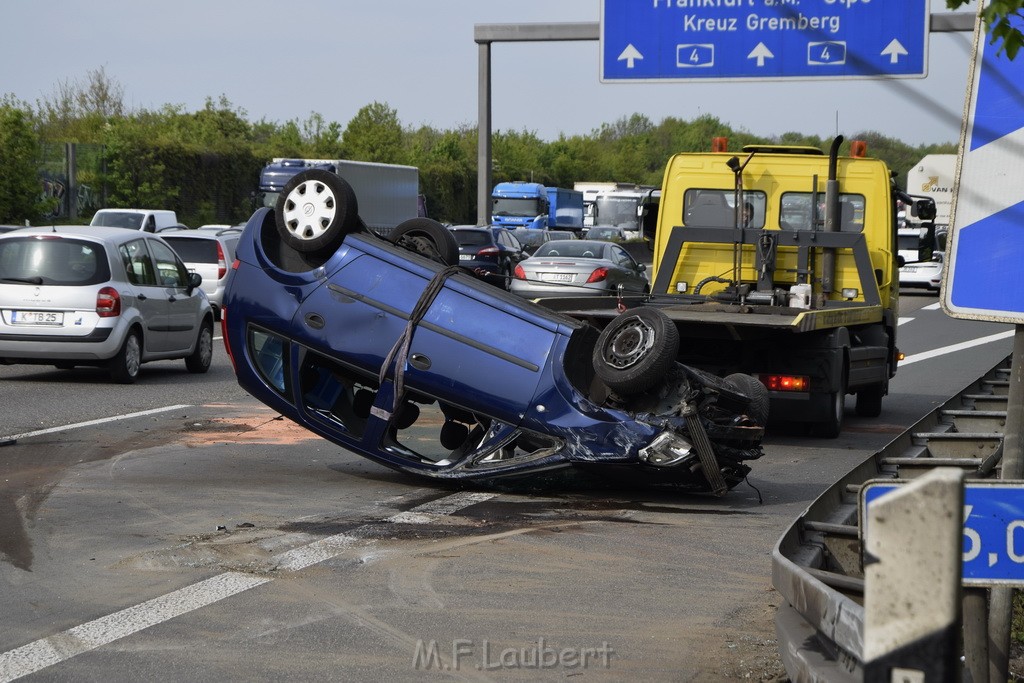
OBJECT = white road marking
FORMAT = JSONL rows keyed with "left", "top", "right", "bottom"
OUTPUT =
{"left": 900, "top": 330, "right": 1014, "bottom": 366}
{"left": 898, "top": 317, "right": 914, "bottom": 326}
{"left": 923, "top": 302, "right": 942, "bottom": 311}
{"left": 0, "top": 491, "right": 496, "bottom": 681}
{"left": 1, "top": 405, "right": 192, "bottom": 443}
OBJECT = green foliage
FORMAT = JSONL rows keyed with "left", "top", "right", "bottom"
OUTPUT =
{"left": 6, "top": 66, "right": 974, "bottom": 227}
{"left": 947, "top": 0, "right": 1024, "bottom": 59}
{"left": 341, "top": 102, "right": 404, "bottom": 163}
{"left": 0, "top": 105, "right": 51, "bottom": 223}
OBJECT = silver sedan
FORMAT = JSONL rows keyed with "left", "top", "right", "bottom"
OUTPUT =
{"left": 510, "top": 239, "right": 649, "bottom": 298}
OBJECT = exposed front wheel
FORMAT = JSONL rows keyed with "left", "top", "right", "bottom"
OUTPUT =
{"left": 592, "top": 307, "right": 679, "bottom": 395}
{"left": 389, "top": 218, "right": 459, "bottom": 266}
{"left": 725, "top": 373, "right": 770, "bottom": 427}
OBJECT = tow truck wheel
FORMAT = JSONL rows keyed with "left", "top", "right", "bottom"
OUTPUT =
{"left": 593, "top": 307, "right": 679, "bottom": 395}
{"left": 725, "top": 373, "right": 769, "bottom": 427}
{"left": 389, "top": 218, "right": 459, "bottom": 266}
{"left": 812, "top": 391, "right": 844, "bottom": 438}
{"left": 275, "top": 169, "right": 361, "bottom": 254}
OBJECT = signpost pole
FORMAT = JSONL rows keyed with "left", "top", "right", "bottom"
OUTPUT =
{"left": 988, "top": 326, "right": 1024, "bottom": 681}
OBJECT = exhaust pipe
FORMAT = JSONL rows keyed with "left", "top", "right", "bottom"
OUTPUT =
{"left": 821, "top": 135, "right": 843, "bottom": 296}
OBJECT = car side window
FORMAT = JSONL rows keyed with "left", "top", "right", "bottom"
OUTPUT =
{"left": 148, "top": 239, "right": 188, "bottom": 287}
{"left": 119, "top": 239, "right": 157, "bottom": 286}
{"left": 610, "top": 246, "right": 634, "bottom": 268}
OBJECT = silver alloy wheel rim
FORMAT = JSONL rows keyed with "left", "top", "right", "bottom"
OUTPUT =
{"left": 125, "top": 334, "right": 141, "bottom": 377}
{"left": 199, "top": 327, "right": 213, "bottom": 365}
{"left": 282, "top": 179, "right": 337, "bottom": 242}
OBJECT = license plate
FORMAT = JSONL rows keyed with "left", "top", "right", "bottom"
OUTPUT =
{"left": 902, "top": 266, "right": 917, "bottom": 273}
{"left": 459, "top": 254, "right": 473, "bottom": 261}
{"left": 12, "top": 310, "right": 64, "bottom": 325}
{"left": 540, "top": 273, "right": 574, "bottom": 283}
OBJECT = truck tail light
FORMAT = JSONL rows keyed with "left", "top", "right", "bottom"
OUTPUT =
{"left": 761, "top": 374, "right": 809, "bottom": 392}
{"left": 217, "top": 242, "right": 227, "bottom": 279}
{"left": 96, "top": 287, "right": 121, "bottom": 317}
{"left": 514, "top": 264, "right": 526, "bottom": 280}
{"left": 586, "top": 267, "right": 609, "bottom": 283}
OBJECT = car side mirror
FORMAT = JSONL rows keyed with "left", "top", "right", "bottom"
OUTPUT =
{"left": 188, "top": 271, "right": 202, "bottom": 293}
{"left": 897, "top": 254, "right": 906, "bottom": 268}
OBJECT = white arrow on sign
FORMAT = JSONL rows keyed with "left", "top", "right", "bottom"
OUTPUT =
{"left": 618, "top": 44, "right": 644, "bottom": 69}
{"left": 881, "top": 39, "right": 908, "bottom": 64}
{"left": 747, "top": 42, "right": 774, "bottom": 67}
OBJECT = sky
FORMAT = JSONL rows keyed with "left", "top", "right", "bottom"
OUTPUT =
{"left": 1, "top": 0, "right": 979, "bottom": 147}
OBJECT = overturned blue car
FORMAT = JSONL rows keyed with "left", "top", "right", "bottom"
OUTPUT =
{"left": 221, "top": 170, "right": 766, "bottom": 495}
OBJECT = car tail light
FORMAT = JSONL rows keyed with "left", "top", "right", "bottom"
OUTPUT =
{"left": 761, "top": 374, "right": 809, "bottom": 392}
{"left": 514, "top": 264, "right": 526, "bottom": 280}
{"left": 221, "top": 305, "right": 236, "bottom": 372}
{"left": 231, "top": 258, "right": 240, "bottom": 270}
{"left": 477, "top": 246, "right": 499, "bottom": 257}
{"left": 217, "top": 242, "right": 227, "bottom": 279}
{"left": 586, "top": 267, "right": 609, "bottom": 283}
{"left": 96, "top": 287, "right": 121, "bottom": 317}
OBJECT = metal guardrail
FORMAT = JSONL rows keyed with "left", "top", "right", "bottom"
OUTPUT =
{"left": 772, "top": 354, "right": 1013, "bottom": 681}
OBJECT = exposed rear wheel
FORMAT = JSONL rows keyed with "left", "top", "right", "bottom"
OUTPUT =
{"left": 275, "top": 169, "right": 361, "bottom": 255}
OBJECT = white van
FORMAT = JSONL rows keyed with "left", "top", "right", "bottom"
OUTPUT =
{"left": 90, "top": 209, "right": 179, "bottom": 233}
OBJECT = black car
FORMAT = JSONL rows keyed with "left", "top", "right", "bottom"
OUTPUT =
{"left": 450, "top": 226, "right": 527, "bottom": 289}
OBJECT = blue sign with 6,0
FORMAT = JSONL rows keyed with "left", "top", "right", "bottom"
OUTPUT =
{"left": 863, "top": 481, "right": 1024, "bottom": 586}
{"left": 600, "top": 0, "right": 929, "bottom": 82}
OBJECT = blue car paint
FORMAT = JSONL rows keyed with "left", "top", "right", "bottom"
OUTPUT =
{"left": 224, "top": 209, "right": 662, "bottom": 480}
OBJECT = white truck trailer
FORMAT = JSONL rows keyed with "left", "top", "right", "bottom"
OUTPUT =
{"left": 257, "top": 158, "right": 421, "bottom": 234}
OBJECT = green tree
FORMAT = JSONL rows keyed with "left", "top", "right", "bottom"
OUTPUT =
{"left": 0, "top": 104, "right": 50, "bottom": 223}
{"left": 341, "top": 102, "right": 404, "bottom": 163}
{"left": 947, "top": 0, "right": 1024, "bottom": 58}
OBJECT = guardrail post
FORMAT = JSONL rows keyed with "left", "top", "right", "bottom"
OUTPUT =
{"left": 863, "top": 468, "right": 964, "bottom": 682}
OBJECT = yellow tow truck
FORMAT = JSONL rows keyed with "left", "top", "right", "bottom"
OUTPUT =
{"left": 537, "top": 136, "right": 936, "bottom": 437}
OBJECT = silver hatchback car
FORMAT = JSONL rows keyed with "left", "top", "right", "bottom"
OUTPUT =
{"left": 159, "top": 227, "right": 240, "bottom": 320}
{"left": 0, "top": 227, "right": 214, "bottom": 383}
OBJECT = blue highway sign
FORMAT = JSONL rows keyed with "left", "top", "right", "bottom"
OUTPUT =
{"left": 863, "top": 481, "right": 1024, "bottom": 586}
{"left": 600, "top": 0, "right": 929, "bottom": 82}
{"left": 942, "top": 12, "right": 1024, "bottom": 323}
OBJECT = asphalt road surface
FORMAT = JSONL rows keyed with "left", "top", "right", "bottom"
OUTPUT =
{"left": 0, "top": 290, "right": 1013, "bottom": 682}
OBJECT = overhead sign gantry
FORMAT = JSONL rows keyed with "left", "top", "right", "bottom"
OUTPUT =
{"left": 600, "top": 0, "right": 929, "bottom": 82}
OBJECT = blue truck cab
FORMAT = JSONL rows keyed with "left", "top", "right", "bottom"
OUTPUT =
{"left": 490, "top": 182, "right": 549, "bottom": 230}
{"left": 491, "top": 182, "right": 584, "bottom": 232}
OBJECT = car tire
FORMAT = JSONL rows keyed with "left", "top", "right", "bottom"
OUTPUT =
{"left": 592, "top": 307, "right": 679, "bottom": 395}
{"left": 110, "top": 329, "right": 142, "bottom": 384}
{"left": 185, "top": 321, "right": 214, "bottom": 374}
{"left": 725, "top": 373, "right": 770, "bottom": 427}
{"left": 275, "top": 169, "right": 361, "bottom": 255}
{"left": 389, "top": 218, "right": 459, "bottom": 266}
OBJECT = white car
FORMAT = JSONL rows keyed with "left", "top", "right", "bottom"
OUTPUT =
{"left": 899, "top": 252, "right": 943, "bottom": 292}
{"left": 159, "top": 227, "right": 241, "bottom": 320}
{"left": 0, "top": 227, "right": 214, "bottom": 382}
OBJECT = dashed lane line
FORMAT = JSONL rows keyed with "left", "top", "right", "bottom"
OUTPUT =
{"left": 1, "top": 405, "right": 192, "bottom": 444}
{"left": 900, "top": 330, "right": 1014, "bottom": 366}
